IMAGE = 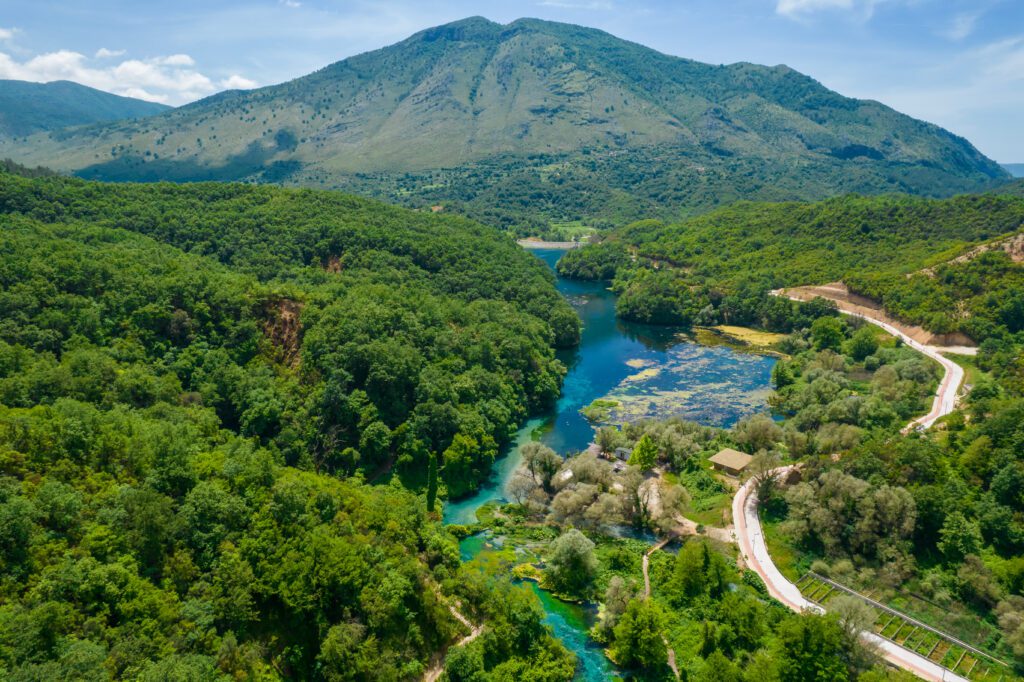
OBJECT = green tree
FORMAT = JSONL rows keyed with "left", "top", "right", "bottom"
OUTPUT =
{"left": 672, "top": 539, "right": 733, "bottom": 603}
{"left": 611, "top": 599, "right": 667, "bottom": 671}
{"left": 522, "top": 442, "right": 562, "bottom": 493}
{"left": 628, "top": 434, "right": 658, "bottom": 470}
{"left": 698, "top": 650, "right": 742, "bottom": 682}
{"left": 426, "top": 451, "right": 439, "bottom": 513}
{"left": 845, "top": 326, "right": 879, "bottom": 361}
{"left": 775, "top": 614, "right": 849, "bottom": 682}
{"left": 811, "top": 317, "right": 846, "bottom": 351}
{"left": 772, "top": 361, "right": 795, "bottom": 388}
{"left": 546, "top": 529, "right": 598, "bottom": 597}
{"left": 938, "top": 511, "right": 983, "bottom": 563}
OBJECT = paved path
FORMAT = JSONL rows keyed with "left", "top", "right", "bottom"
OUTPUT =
{"left": 734, "top": 292, "right": 972, "bottom": 680}
{"left": 771, "top": 289, "right": 966, "bottom": 432}
{"left": 733, "top": 470, "right": 967, "bottom": 682}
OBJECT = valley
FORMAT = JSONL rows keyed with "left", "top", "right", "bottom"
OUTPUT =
{"left": 1, "top": 7, "right": 1023, "bottom": 682}
{"left": 440, "top": 245, "right": 995, "bottom": 681}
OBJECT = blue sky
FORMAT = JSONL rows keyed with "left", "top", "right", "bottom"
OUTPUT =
{"left": 1, "top": 0, "right": 1022, "bottom": 160}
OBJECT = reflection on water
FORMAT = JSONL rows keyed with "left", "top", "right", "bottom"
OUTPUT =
{"left": 444, "top": 249, "right": 776, "bottom": 524}
{"left": 445, "top": 249, "right": 776, "bottom": 681}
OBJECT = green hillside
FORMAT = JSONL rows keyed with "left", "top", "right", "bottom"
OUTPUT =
{"left": 995, "top": 179, "right": 1024, "bottom": 197}
{"left": 0, "top": 169, "right": 577, "bottom": 677}
{"left": 0, "top": 18, "right": 1007, "bottom": 236}
{"left": 0, "top": 79, "right": 170, "bottom": 138}
{"left": 558, "top": 193, "right": 1024, "bottom": 337}
{"left": 0, "top": 171, "right": 579, "bottom": 493}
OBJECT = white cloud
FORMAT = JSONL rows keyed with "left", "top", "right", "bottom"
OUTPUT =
{"left": 280, "top": 0, "right": 302, "bottom": 7}
{"left": 95, "top": 47, "right": 126, "bottom": 59}
{"left": 776, "top": 0, "right": 853, "bottom": 17}
{"left": 120, "top": 87, "right": 170, "bottom": 104}
{"left": 941, "top": 12, "right": 978, "bottom": 41}
{"left": 221, "top": 74, "right": 258, "bottom": 89}
{"left": 775, "top": 0, "right": 897, "bottom": 21}
{"left": 0, "top": 27, "right": 16, "bottom": 41}
{"left": 157, "top": 54, "right": 195, "bottom": 67}
{"left": 0, "top": 49, "right": 251, "bottom": 105}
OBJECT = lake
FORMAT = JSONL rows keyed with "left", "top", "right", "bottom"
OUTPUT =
{"left": 448, "top": 248, "right": 777, "bottom": 680}
{"left": 445, "top": 248, "right": 777, "bottom": 525}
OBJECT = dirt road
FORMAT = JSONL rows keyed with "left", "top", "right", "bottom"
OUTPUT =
{"left": 423, "top": 595, "right": 484, "bottom": 682}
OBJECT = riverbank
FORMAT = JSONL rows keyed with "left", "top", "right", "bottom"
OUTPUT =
{"left": 693, "top": 325, "right": 789, "bottom": 357}
{"left": 517, "top": 238, "right": 587, "bottom": 249}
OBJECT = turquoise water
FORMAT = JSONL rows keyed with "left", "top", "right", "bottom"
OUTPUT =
{"left": 459, "top": 532, "right": 615, "bottom": 681}
{"left": 444, "top": 248, "right": 776, "bottom": 525}
{"left": 447, "top": 249, "right": 776, "bottom": 680}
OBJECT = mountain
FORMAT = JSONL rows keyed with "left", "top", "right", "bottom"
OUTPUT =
{"left": 0, "top": 79, "right": 170, "bottom": 138}
{"left": 1003, "top": 163, "right": 1024, "bottom": 177}
{"left": 0, "top": 18, "right": 1007, "bottom": 235}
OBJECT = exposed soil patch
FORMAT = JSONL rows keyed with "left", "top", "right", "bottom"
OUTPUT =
{"left": 781, "top": 282, "right": 976, "bottom": 348}
{"left": 920, "top": 231, "right": 1024, "bottom": 277}
{"left": 324, "top": 255, "right": 342, "bottom": 273}
{"left": 263, "top": 297, "right": 304, "bottom": 367}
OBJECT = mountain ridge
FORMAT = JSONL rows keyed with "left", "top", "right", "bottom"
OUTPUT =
{"left": 0, "top": 79, "right": 170, "bottom": 138}
{"left": 0, "top": 17, "right": 1008, "bottom": 233}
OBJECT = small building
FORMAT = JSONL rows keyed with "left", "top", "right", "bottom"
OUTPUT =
{"left": 709, "top": 448, "right": 753, "bottom": 477}
{"left": 613, "top": 447, "right": 631, "bottom": 462}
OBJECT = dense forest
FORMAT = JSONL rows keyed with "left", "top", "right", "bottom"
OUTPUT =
{"left": 558, "top": 193, "right": 1024, "bottom": 340}
{"left": 847, "top": 248, "right": 1024, "bottom": 339}
{"left": 0, "top": 169, "right": 582, "bottom": 678}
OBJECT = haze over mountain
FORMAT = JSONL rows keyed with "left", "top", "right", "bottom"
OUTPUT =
{"left": 0, "top": 17, "right": 1008, "bottom": 234}
{"left": 1004, "top": 164, "right": 1024, "bottom": 178}
{"left": 0, "top": 79, "right": 170, "bottom": 139}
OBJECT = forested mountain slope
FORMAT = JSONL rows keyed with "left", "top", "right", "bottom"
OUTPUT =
{"left": 0, "top": 79, "right": 169, "bottom": 138}
{"left": 0, "top": 170, "right": 580, "bottom": 677}
{"left": 558, "top": 193, "right": 1024, "bottom": 340}
{"left": 0, "top": 17, "right": 1007, "bottom": 235}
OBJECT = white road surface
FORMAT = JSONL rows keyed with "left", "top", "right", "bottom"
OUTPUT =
{"left": 732, "top": 293, "right": 972, "bottom": 680}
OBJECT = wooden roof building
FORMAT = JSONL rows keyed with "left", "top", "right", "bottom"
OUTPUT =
{"left": 709, "top": 448, "right": 753, "bottom": 476}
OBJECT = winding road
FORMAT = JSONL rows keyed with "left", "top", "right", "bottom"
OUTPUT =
{"left": 771, "top": 288, "right": 967, "bottom": 432}
{"left": 731, "top": 291, "right": 972, "bottom": 681}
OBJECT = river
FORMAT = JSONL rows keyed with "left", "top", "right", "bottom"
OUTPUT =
{"left": 445, "top": 248, "right": 777, "bottom": 679}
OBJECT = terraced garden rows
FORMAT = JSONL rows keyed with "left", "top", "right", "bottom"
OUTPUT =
{"left": 795, "top": 573, "right": 1011, "bottom": 681}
